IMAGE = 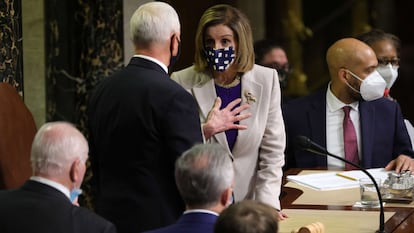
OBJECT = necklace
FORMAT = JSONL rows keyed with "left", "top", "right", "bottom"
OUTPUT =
{"left": 215, "top": 75, "right": 241, "bottom": 89}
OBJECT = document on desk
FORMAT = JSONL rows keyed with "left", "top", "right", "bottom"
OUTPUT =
{"left": 286, "top": 168, "right": 390, "bottom": 190}
{"left": 336, "top": 168, "right": 390, "bottom": 181}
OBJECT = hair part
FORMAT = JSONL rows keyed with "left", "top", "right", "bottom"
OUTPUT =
{"left": 194, "top": 4, "right": 254, "bottom": 72}
{"left": 175, "top": 143, "right": 234, "bottom": 208}
{"left": 130, "top": 2, "right": 180, "bottom": 48}
{"left": 31, "top": 122, "right": 88, "bottom": 177}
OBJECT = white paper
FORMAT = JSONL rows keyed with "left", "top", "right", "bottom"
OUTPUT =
{"left": 336, "top": 168, "right": 390, "bottom": 182}
{"left": 287, "top": 168, "right": 390, "bottom": 190}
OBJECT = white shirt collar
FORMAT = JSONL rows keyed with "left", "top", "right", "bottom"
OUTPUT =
{"left": 134, "top": 54, "right": 168, "bottom": 74}
{"left": 326, "top": 82, "right": 359, "bottom": 112}
{"left": 30, "top": 176, "right": 71, "bottom": 200}
{"left": 183, "top": 209, "right": 219, "bottom": 216}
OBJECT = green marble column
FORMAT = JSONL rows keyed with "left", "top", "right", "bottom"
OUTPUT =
{"left": 0, "top": 0, "right": 23, "bottom": 95}
{"left": 45, "top": 0, "right": 123, "bottom": 131}
{"left": 45, "top": 0, "right": 123, "bottom": 209}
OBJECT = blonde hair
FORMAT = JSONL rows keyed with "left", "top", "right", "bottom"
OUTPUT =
{"left": 194, "top": 4, "right": 254, "bottom": 72}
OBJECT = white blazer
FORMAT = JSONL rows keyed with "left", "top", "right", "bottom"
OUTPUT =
{"left": 171, "top": 64, "right": 285, "bottom": 209}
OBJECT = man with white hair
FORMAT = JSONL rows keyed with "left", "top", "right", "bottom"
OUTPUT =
{"left": 0, "top": 122, "right": 116, "bottom": 233}
{"left": 87, "top": 2, "right": 203, "bottom": 233}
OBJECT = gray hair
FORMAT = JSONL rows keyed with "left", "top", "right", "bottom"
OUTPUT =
{"left": 30, "top": 122, "right": 88, "bottom": 176}
{"left": 130, "top": 2, "right": 180, "bottom": 47}
{"left": 175, "top": 143, "right": 234, "bottom": 208}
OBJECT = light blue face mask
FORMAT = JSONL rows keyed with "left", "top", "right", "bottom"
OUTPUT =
{"left": 204, "top": 46, "right": 235, "bottom": 72}
{"left": 70, "top": 188, "right": 83, "bottom": 202}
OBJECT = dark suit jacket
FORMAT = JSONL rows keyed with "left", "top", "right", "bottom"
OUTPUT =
{"left": 0, "top": 180, "right": 116, "bottom": 233}
{"left": 143, "top": 212, "right": 218, "bottom": 233}
{"left": 88, "top": 57, "right": 203, "bottom": 233}
{"left": 282, "top": 88, "right": 414, "bottom": 170}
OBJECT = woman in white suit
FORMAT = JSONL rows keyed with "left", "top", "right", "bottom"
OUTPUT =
{"left": 171, "top": 4, "right": 287, "bottom": 219}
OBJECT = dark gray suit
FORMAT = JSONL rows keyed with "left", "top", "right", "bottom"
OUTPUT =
{"left": 0, "top": 180, "right": 116, "bottom": 233}
{"left": 143, "top": 212, "right": 218, "bottom": 233}
{"left": 88, "top": 57, "right": 203, "bottom": 233}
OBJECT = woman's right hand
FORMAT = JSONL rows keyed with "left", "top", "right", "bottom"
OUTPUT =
{"left": 203, "top": 97, "right": 251, "bottom": 140}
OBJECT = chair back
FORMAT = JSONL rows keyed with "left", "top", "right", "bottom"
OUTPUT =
{"left": 0, "top": 82, "right": 37, "bottom": 189}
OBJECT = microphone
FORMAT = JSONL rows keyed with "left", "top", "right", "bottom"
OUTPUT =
{"left": 295, "top": 135, "right": 386, "bottom": 233}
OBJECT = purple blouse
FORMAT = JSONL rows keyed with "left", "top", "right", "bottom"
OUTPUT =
{"left": 214, "top": 82, "right": 242, "bottom": 151}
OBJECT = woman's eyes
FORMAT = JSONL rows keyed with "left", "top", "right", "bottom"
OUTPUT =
{"left": 204, "top": 39, "right": 232, "bottom": 48}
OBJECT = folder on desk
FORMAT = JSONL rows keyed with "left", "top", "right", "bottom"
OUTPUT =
{"left": 287, "top": 168, "right": 390, "bottom": 190}
{"left": 287, "top": 172, "right": 358, "bottom": 190}
{"left": 336, "top": 168, "right": 390, "bottom": 182}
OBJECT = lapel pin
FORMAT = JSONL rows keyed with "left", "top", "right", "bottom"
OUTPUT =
{"left": 244, "top": 90, "right": 256, "bottom": 104}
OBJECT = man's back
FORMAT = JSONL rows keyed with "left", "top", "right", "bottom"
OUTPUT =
{"left": 88, "top": 57, "right": 203, "bottom": 232}
{"left": 144, "top": 212, "right": 218, "bottom": 233}
{"left": 0, "top": 180, "right": 116, "bottom": 233}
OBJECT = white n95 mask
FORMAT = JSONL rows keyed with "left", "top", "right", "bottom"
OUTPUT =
{"left": 376, "top": 64, "right": 399, "bottom": 89}
{"left": 346, "top": 70, "right": 386, "bottom": 101}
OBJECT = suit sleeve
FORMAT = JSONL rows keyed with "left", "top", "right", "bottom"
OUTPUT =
{"left": 255, "top": 69, "right": 285, "bottom": 210}
{"left": 162, "top": 89, "right": 203, "bottom": 158}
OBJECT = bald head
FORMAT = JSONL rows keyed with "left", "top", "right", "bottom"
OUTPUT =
{"left": 326, "top": 38, "right": 379, "bottom": 104}
{"left": 326, "top": 38, "right": 377, "bottom": 81}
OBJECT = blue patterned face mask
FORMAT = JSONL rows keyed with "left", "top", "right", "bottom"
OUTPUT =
{"left": 204, "top": 46, "right": 235, "bottom": 72}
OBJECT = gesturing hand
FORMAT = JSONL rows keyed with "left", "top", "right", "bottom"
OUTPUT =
{"left": 202, "top": 97, "right": 251, "bottom": 140}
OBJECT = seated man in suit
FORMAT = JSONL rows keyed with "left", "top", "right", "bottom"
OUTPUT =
{"left": 0, "top": 122, "right": 116, "bottom": 233}
{"left": 283, "top": 38, "right": 414, "bottom": 172}
{"left": 214, "top": 200, "right": 279, "bottom": 233}
{"left": 144, "top": 143, "right": 234, "bottom": 233}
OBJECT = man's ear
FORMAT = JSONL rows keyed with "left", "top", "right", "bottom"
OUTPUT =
{"left": 220, "top": 187, "right": 233, "bottom": 206}
{"left": 170, "top": 34, "right": 179, "bottom": 56}
{"left": 338, "top": 68, "right": 349, "bottom": 83}
{"left": 69, "top": 158, "right": 80, "bottom": 183}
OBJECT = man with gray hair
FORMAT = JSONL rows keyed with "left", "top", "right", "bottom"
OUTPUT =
{"left": 0, "top": 122, "right": 116, "bottom": 233}
{"left": 87, "top": 2, "right": 203, "bottom": 233}
{"left": 144, "top": 143, "right": 234, "bottom": 233}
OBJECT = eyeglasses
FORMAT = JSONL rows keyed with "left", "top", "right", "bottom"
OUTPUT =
{"left": 377, "top": 57, "right": 400, "bottom": 66}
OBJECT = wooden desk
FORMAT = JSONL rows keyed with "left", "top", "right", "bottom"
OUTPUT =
{"left": 281, "top": 169, "right": 414, "bottom": 233}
